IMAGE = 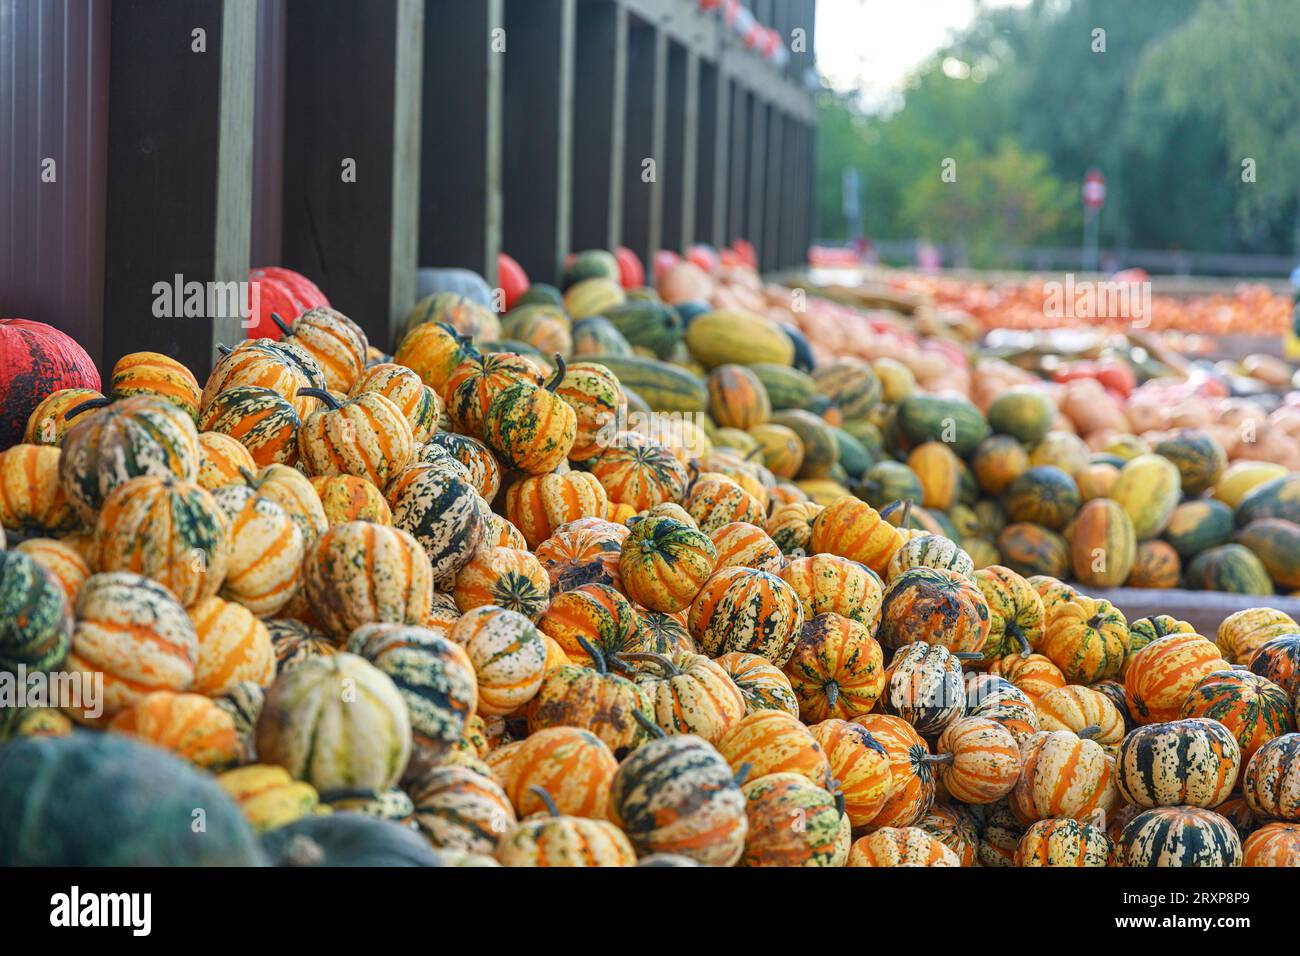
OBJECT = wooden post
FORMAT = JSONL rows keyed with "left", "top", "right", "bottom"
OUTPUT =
{"left": 571, "top": 0, "right": 627, "bottom": 253}
{"left": 502, "top": 0, "right": 575, "bottom": 285}
{"left": 727, "top": 83, "right": 749, "bottom": 245}
{"left": 694, "top": 60, "right": 729, "bottom": 247}
{"left": 661, "top": 40, "right": 698, "bottom": 255}
{"left": 622, "top": 19, "right": 668, "bottom": 269}
{"left": 250, "top": 0, "right": 286, "bottom": 267}
{"left": 282, "top": 0, "right": 424, "bottom": 353}
{"left": 102, "top": 0, "right": 257, "bottom": 376}
{"left": 420, "top": 0, "right": 504, "bottom": 284}
{"left": 762, "top": 106, "right": 784, "bottom": 273}
{"left": 747, "top": 95, "right": 767, "bottom": 258}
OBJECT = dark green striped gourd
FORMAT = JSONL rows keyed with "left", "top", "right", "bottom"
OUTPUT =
{"left": 386, "top": 463, "right": 488, "bottom": 580}
{"left": 748, "top": 363, "right": 818, "bottom": 410}
{"left": 0, "top": 550, "right": 71, "bottom": 674}
{"left": 347, "top": 623, "right": 476, "bottom": 758}
{"left": 1185, "top": 544, "right": 1274, "bottom": 596}
{"left": 1163, "top": 499, "right": 1234, "bottom": 560}
{"left": 1115, "top": 806, "right": 1242, "bottom": 867}
{"left": 895, "top": 394, "right": 989, "bottom": 457}
{"left": 580, "top": 354, "right": 707, "bottom": 414}
{"left": 599, "top": 301, "right": 683, "bottom": 359}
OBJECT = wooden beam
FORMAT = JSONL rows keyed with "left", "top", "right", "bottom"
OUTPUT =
{"left": 762, "top": 106, "right": 784, "bottom": 273}
{"left": 661, "top": 40, "right": 688, "bottom": 254}
{"left": 727, "top": 83, "right": 748, "bottom": 245}
{"left": 420, "top": 0, "right": 503, "bottom": 284}
{"left": 502, "top": 0, "right": 575, "bottom": 285}
{"left": 694, "top": 60, "right": 728, "bottom": 247}
{"left": 747, "top": 95, "right": 767, "bottom": 254}
{"left": 622, "top": 19, "right": 667, "bottom": 268}
{"left": 572, "top": 0, "right": 627, "bottom": 252}
{"left": 250, "top": 0, "right": 286, "bottom": 267}
{"left": 102, "top": 0, "right": 256, "bottom": 376}
{"left": 282, "top": 0, "right": 424, "bottom": 353}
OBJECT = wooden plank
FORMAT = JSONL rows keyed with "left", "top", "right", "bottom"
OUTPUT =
{"left": 1076, "top": 587, "right": 1300, "bottom": 640}
{"left": 762, "top": 106, "right": 784, "bottom": 273}
{"left": 661, "top": 40, "right": 688, "bottom": 254}
{"left": 747, "top": 95, "right": 767, "bottom": 253}
{"left": 420, "top": 0, "right": 503, "bottom": 283}
{"left": 502, "top": 0, "right": 575, "bottom": 285}
{"left": 572, "top": 0, "right": 627, "bottom": 252}
{"left": 250, "top": 0, "right": 286, "bottom": 266}
{"left": 694, "top": 60, "right": 728, "bottom": 246}
{"left": 102, "top": 0, "right": 256, "bottom": 376}
{"left": 282, "top": 0, "right": 424, "bottom": 353}
{"left": 622, "top": 19, "right": 667, "bottom": 268}
{"left": 727, "top": 83, "right": 749, "bottom": 245}
{"left": 0, "top": 0, "right": 110, "bottom": 369}
{"left": 679, "top": 48, "right": 701, "bottom": 251}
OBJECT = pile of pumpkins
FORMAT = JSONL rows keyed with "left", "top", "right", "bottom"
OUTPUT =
{"left": 2, "top": 248, "right": 1300, "bottom": 867}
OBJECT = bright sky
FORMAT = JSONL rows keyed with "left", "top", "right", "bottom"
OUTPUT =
{"left": 815, "top": 0, "right": 1035, "bottom": 109}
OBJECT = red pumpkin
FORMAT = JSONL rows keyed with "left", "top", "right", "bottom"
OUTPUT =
{"left": 246, "top": 266, "right": 329, "bottom": 340}
{"left": 614, "top": 247, "right": 645, "bottom": 289}
{"left": 0, "top": 319, "right": 101, "bottom": 447}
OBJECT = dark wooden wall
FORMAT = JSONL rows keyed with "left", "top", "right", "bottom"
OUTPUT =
{"left": 1, "top": 0, "right": 816, "bottom": 373}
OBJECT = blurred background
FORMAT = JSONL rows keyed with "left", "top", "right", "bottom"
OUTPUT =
{"left": 814, "top": 0, "right": 1300, "bottom": 278}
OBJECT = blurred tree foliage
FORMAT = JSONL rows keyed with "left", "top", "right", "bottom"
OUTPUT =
{"left": 816, "top": 0, "right": 1300, "bottom": 261}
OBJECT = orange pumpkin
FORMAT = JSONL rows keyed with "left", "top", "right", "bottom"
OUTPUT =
{"left": 197, "top": 431, "right": 257, "bottom": 491}
{"left": 851, "top": 714, "right": 938, "bottom": 828}
{"left": 782, "top": 613, "right": 885, "bottom": 722}
{"left": 684, "top": 472, "right": 764, "bottom": 533}
{"left": 0, "top": 444, "right": 77, "bottom": 537}
{"left": 619, "top": 515, "right": 717, "bottom": 613}
{"left": 501, "top": 726, "right": 618, "bottom": 819}
{"left": 1010, "top": 730, "right": 1117, "bottom": 825}
{"left": 809, "top": 495, "right": 903, "bottom": 576}
{"left": 534, "top": 523, "right": 626, "bottom": 596}
{"left": 537, "top": 583, "right": 647, "bottom": 664}
{"left": 808, "top": 718, "right": 892, "bottom": 828}
{"left": 589, "top": 432, "right": 690, "bottom": 511}
{"left": 189, "top": 595, "right": 276, "bottom": 696}
{"left": 708, "top": 521, "right": 783, "bottom": 573}
{"left": 452, "top": 546, "right": 550, "bottom": 621}
{"left": 1125, "top": 632, "right": 1229, "bottom": 724}
{"left": 108, "top": 690, "right": 240, "bottom": 769}
{"left": 715, "top": 710, "right": 833, "bottom": 789}
{"left": 877, "top": 567, "right": 991, "bottom": 654}
{"left": 688, "top": 566, "right": 804, "bottom": 665}
{"left": 934, "top": 716, "right": 1022, "bottom": 804}
{"left": 988, "top": 653, "right": 1066, "bottom": 703}
{"left": 349, "top": 362, "right": 442, "bottom": 442}
{"left": 778, "top": 554, "right": 883, "bottom": 630}
{"left": 309, "top": 474, "right": 391, "bottom": 526}
{"left": 505, "top": 471, "right": 609, "bottom": 549}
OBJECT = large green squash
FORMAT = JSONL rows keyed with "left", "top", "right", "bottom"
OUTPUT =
{"left": 571, "top": 317, "right": 634, "bottom": 357}
{"left": 1184, "top": 544, "right": 1274, "bottom": 595}
{"left": 260, "top": 813, "right": 445, "bottom": 866}
{"left": 685, "top": 311, "right": 795, "bottom": 368}
{"left": 895, "top": 394, "right": 989, "bottom": 457}
{"left": 1163, "top": 499, "right": 1234, "bottom": 560}
{"left": 996, "top": 523, "right": 1070, "bottom": 578}
{"left": 599, "top": 301, "right": 683, "bottom": 359}
{"left": 580, "top": 354, "right": 707, "bottom": 414}
{"left": 858, "top": 461, "right": 923, "bottom": 510}
{"left": 770, "top": 410, "right": 839, "bottom": 477}
{"left": 1154, "top": 429, "right": 1228, "bottom": 497}
{"left": 830, "top": 427, "right": 875, "bottom": 479}
{"left": 748, "top": 363, "right": 817, "bottom": 410}
{"left": 1236, "top": 474, "right": 1300, "bottom": 527}
{"left": 1234, "top": 519, "right": 1300, "bottom": 590}
{"left": 0, "top": 733, "right": 263, "bottom": 865}
{"left": 563, "top": 249, "right": 621, "bottom": 288}
{"left": 810, "top": 359, "right": 882, "bottom": 419}
{"left": 1003, "top": 465, "right": 1081, "bottom": 531}
{"left": 0, "top": 550, "right": 71, "bottom": 675}
{"left": 986, "top": 387, "right": 1055, "bottom": 444}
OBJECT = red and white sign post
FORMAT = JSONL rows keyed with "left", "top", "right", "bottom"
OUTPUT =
{"left": 1082, "top": 168, "right": 1105, "bottom": 272}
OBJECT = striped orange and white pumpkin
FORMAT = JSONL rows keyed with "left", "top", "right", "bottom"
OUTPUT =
{"left": 1125, "top": 632, "right": 1229, "bottom": 725}
{"left": 212, "top": 483, "right": 304, "bottom": 617}
{"left": 309, "top": 474, "right": 391, "bottom": 526}
{"left": 303, "top": 522, "right": 434, "bottom": 640}
{"left": 1010, "top": 729, "right": 1117, "bottom": 824}
{"left": 197, "top": 431, "right": 257, "bottom": 491}
{"left": 779, "top": 554, "right": 883, "bottom": 630}
{"left": 500, "top": 726, "right": 618, "bottom": 819}
{"left": 277, "top": 307, "right": 369, "bottom": 395}
{"left": 189, "top": 595, "right": 276, "bottom": 696}
{"left": 15, "top": 538, "right": 90, "bottom": 606}
{"left": 934, "top": 716, "right": 1021, "bottom": 804}
{"left": 111, "top": 351, "right": 202, "bottom": 418}
{"left": 708, "top": 521, "right": 783, "bottom": 573}
{"left": 505, "top": 471, "right": 609, "bottom": 549}
{"left": 64, "top": 572, "right": 198, "bottom": 723}
{"left": 350, "top": 362, "right": 442, "bottom": 443}
{"left": 450, "top": 605, "right": 549, "bottom": 716}
{"left": 108, "top": 689, "right": 241, "bottom": 769}
{"left": 808, "top": 718, "right": 891, "bottom": 828}
{"left": 452, "top": 546, "right": 550, "bottom": 621}
{"left": 809, "top": 496, "right": 904, "bottom": 576}
{"left": 848, "top": 827, "right": 960, "bottom": 867}
{"left": 91, "top": 474, "right": 229, "bottom": 607}
{"left": 0, "top": 444, "right": 78, "bottom": 536}
{"left": 297, "top": 389, "right": 414, "bottom": 488}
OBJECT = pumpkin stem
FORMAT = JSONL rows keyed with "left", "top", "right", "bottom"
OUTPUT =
{"left": 631, "top": 708, "right": 666, "bottom": 739}
{"left": 1009, "top": 624, "right": 1032, "bottom": 659}
{"left": 545, "top": 353, "right": 567, "bottom": 391}
{"left": 1077, "top": 723, "right": 1102, "bottom": 740}
{"left": 605, "top": 654, "right": 634, "bottom": 675}
{"left": 953, "top": 651, "right": 984, "bottom": 661}
{"left": 270, "top": 312, "right": 293, "bottom": 336}
{"left": 900, "top": 498, "right": 914, "bottom": 529}
{"left": 527, "top": 785, "right": 562, "bottom": 818}
{"left": 216, "top": 343, "right": 234, "bottom": 355}
{"left": 824, "top": 681, "right": 839, "bottom": 713}
{"left": 237, "top": 466, "right": 259, "bottom": 486}
{"left": 574, "top": 635, "right": 607, "bottom": 674}
{"left": 619, "top": 652, "right": 680, "bottom": 676}
{"left": 834, "top": 789, "right": 846, "bottom": 820}
{"left": 922, "top": 752, "right": 955, "bottom": 766}
{"left": 733, "top": 762, "right": 754, "bottom": 787}
{"left": 744, "top": 446, "right": 764, "bottom": 462}
{"left": 297, "top": 387, "right": 341, "bottom": 410}
{"left": 63, "top": 396, "right": 111, "bottom": 421}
